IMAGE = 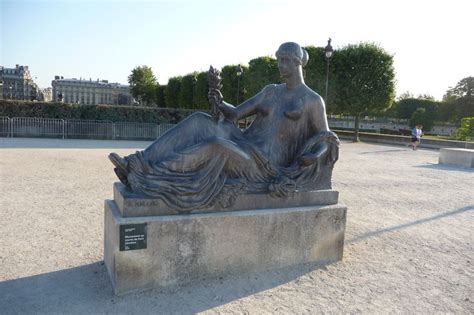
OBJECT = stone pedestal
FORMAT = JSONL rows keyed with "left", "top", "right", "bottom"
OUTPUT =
{"left": 104, "top": 183, "right": 347, "bottom": 295}
{"left": 439, "top": 148, "right": 474, "bottom": 168}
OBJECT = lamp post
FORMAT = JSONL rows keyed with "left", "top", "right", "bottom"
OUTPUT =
{"left": 324, "top": 38, "right": 333, "bottom": 103}
{"left": 236, "top": 64, "right": 243, "bottom": 105}
{"left": 9, "top": 83, "right": 13, "bottom": 100}
{"left": 192, "top": 76, "right": 197, "bottom": 109}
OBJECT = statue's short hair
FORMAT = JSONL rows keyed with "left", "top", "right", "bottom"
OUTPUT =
{"left": 276, "top": 42, "right": 309, "bottom": 67}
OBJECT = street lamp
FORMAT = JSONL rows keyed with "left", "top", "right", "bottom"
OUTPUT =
{"left": 236, "top": 64, "right": 243, "bottom": 105}
{"left": 9, "top": 83, "right": 13, "bottom": 100}
{"left": 192, "top": 76, "right": 197, "bottom": 109}
{"left": 324, "top": 38, "right": 334, "bottom": 103}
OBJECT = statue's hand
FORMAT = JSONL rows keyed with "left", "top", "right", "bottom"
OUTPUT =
{"left": 208, "top": 89, "right": 223, "bottom": 107}
{"left": 297, "top": 143, "right": 329, "bottom": 167}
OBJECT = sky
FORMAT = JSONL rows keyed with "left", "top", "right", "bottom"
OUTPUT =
{"left": 1, "top": 0, "right": 473, "bottom": 101}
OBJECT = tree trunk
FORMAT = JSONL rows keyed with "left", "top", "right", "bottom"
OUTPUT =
{"left": 354, "top": 115, "right": 360, "bottom": 142}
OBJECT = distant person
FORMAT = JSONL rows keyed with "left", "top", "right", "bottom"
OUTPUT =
{"left": 409, "top": 125, "right": 423, "bottom": 150}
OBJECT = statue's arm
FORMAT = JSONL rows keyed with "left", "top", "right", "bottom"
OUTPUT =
{"left": 310, "top": 94, "right": 330, "bottom": 133}
{"left": 217, "top": 85, "right": 270, "bottom": 122}
{"left": 234, "top": 87, "right": 268, "bottom": 120}
{"left": 297, "top": 95, "right": 332, "bottom": 166}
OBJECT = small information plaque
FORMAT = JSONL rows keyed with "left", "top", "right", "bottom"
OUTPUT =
{"left": 120, "top": 224, "right": 147, "bottom": 251}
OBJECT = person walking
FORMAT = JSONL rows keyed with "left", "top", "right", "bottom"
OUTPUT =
{"left": 409, "top": 125, "right": 423, "bottom": 150}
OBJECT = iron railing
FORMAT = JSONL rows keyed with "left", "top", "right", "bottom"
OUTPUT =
{"left": 1, "top": 116, "right": 177, "bottom": 140}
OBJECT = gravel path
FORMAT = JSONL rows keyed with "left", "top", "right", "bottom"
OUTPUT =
{"left": 0, "top": 137, "right": 473, "bottom": 314}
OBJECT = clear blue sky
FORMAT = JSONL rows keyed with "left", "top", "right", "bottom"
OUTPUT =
{"left": 1, "top": 0, "right": 473, "bottom": 100}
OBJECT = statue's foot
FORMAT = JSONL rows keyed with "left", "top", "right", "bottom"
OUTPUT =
{"left": 109, "top": 153, "right": 131, "bottom": 187}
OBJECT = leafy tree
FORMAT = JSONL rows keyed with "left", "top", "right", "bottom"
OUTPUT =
{"left": 128, "top": 66, "right": 157, "bottom": 106}
{"left": 443, "top": 76, "right": 473, "bottom": 100}
{"left": 455, "top": 96, "right": 474, "bottom": 119}
{"left": 165, "top": 76, "right": 181, "bottom": 108}
{"left": 243, "top": 56, "right": 280, "bottom": 98}
{"left": 416, "top": 94, "right": 436, "bottom": 101}
{"left": 455, "top": 117, "right": 474, "bottom": 141}
{"left": 303, "top": 46, "right": 337, "bottom": 112}
{"left": 410, "top": 107, "right": 435, "bottom": 131}
{"left": 436, "top": 101, "right": 455, "bottom": 122}
{"left": 395, "top": 98, "right": 439, "bottom": 120}
{"left": 179, "top": 74, "right": 196, "bottom": 109}
{"left": 441, "top": 77, "right": 474, "bottom": 122}
{"left": 194, "top": 71, "right": 209, "bottom": 109}
{"left": 220, "top": 64, "right": 248, "bottom": 105}
{"left": 397, "top": 91, "right": 414, "bottom": 101}
{"left": 155, "top": 85, "right": 166, "bottom": 107}
{"left": 331, "top": 43, "right": 396, "bottom": 141}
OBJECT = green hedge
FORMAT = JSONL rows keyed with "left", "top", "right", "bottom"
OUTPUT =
{"left": 456, "top": 117, "right": 474, "bottom": 141}
{"left": 0, "top": 100, "right": 197, "bottom": 124}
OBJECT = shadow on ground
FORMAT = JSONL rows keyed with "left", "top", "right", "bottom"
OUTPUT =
{"left": 415, "top": 162, "right": 474, "bottom": 172}
{"left": 0, "top": 260, "right": 328, "bottom": 314}
{"left": 347, "top": 205, "right": 474, "bottom": 244}
{"left": 358, "top": 149, "right": 409, "bottom": 154}
{"left": 0, "top": 137, "right": 151, "bottom": 149}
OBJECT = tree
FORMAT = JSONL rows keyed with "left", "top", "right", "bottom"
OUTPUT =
{"left": 455, "top": 117, "right": 474, "bottom": 141}
{"left": 155, "top": 85, "right": 166, "bottom": 107}
{"left": 395, "top": 98, "right": 439, "bottom": 120}
{"left": 303, "top": 46, "right": 336, "bottom": 112}
{"left": 416, "top": 94, "right": 435, "bottom": 101}
{"left": 220, "top": 64, "right": 248, "bottom": 105}
{"left": 194, "top": 71, "right": 209, "bottom": 109}
{"left": 179, "top": 74, "right": 196, "bottom": 109}
{"left": 165, "top": 77, "right": 181, "bottom": 108}
{"left": 332, "top": 43, "right": 396, "bottom": 141}
{"left": 397, "top": 91, "right": 414, "bottom": 101}
{"left": 410, "top": 107, "right": 435, "bottom": 131}
{"left": 243, "top": 56, "right": 280, "bottom": 98}
{"left": 128, "top": 66, "right": 157, "bottom": 106}
{"left": 441, "top": 77, "right": 474, "bottom": 122}
{"left": 443, "top": 76, "right": 473, "bottom": 100}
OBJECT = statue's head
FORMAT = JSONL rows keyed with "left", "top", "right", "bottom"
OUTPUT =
{"left": 276, "top": 42, "right": 309, "bottom": 67}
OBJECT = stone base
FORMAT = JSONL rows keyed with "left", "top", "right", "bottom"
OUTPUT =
{"left": 113, "top": 182, "right": 340, "bottom": 217}
{"left": 439, "top": 148, "right": 474, "bottom": 168}
{"left": 104, "top": 199, "right": 347, "bottom": 295}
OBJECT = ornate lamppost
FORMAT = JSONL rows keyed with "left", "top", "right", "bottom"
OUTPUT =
{"left": 324, "top": 38, "right": 334, "bottom": 103}
{"left": 192, "top": 76, "right": 197, "bottom": 109}
{"left": 236, "top": 64, "right": 243, "bottom": 105}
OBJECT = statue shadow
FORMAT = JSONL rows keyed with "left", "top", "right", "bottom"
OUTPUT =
{"left": 358, "top": 148, "right": 409, "bottom": 154}
{"left": 0, "top": 260, "right": 328, "bottom": 313}
{"left": 414, "top": 162, "right": 474, "bottom": 173}
{"left": 346, "top": 205, "right": 474, "bottom": 244}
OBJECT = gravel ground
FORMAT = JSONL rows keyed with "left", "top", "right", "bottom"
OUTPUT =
{"left": 0, "top": 137, "right": 473, "bottom": 314}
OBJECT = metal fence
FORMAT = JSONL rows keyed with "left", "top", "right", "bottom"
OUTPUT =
{"left": 66, "top": 119, "right": 114, "bottom": 139}
{"left": 0, "top": 116, "right": 10, "bottom": 137}
{"left": 0, "top": 116, "right": 176, "bottom": 140}
{"left": 11, "top": 117, "right": 64, "bottom": 138}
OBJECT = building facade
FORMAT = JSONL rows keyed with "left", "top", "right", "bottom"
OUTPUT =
{"left": 0, "top": 65, "right": 40, "bottom": 101}
{"left": 39, "top": 87, "right": 53, "bottom": 102}
{"left": 51, "top": 76, "right": 133, "bottom": 105}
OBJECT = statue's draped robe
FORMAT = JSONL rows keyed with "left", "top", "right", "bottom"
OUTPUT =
{"left": 123, "top": 86, "right": 339, "bottom": 212}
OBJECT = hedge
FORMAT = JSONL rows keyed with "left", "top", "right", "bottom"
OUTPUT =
{"left": 456, "top": 117, "right": 474, "bottom": 141}
{"left": 0, "top": 100, "right": 197, "bottom": 124}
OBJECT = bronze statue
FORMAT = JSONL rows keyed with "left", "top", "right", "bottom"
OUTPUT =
{"left": 109, "top": 42, "right": 339, "bottom": 212}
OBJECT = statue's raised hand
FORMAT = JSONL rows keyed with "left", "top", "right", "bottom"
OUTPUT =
{"left": 208, "top": 88, "right": 223, "bottom": 107}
